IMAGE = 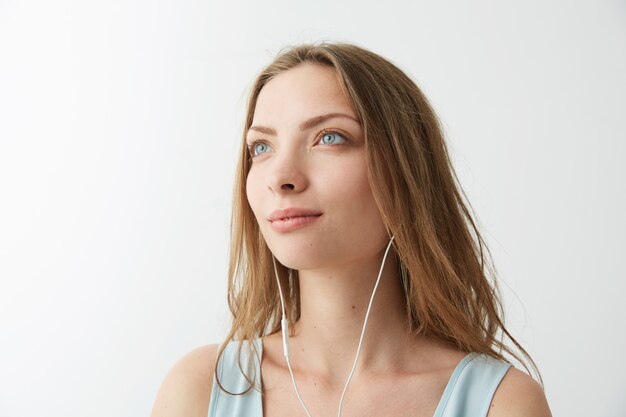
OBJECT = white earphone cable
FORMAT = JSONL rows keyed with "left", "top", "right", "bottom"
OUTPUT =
{"left": 272, "top": 235, "right": 395, "bottom": 417}
{"left": 273, "top": 257, "right": 314, "bottom": 417}
{"left": 335, "top": 236, "right": 395, "bottom": 417}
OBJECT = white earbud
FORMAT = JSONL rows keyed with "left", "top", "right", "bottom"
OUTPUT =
{"left": 271, "top": 235, "right": 396, "bottom": 417}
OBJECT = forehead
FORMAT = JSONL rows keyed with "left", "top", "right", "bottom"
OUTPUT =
{"left": 252, "top": 63, "right": 356, "bottom": 126}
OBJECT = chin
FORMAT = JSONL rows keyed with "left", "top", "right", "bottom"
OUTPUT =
{"left": 271, "top": 252, "right": 322, "bottom": 271}
{"left": 266, "top": 241, "right": 330, "bottom": 271}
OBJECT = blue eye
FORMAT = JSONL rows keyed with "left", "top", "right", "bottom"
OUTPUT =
{"left": 248, "top": 140, "right": 272, "bottom": 157}
{"left": 254, "top": 142, "right": 270, "bottom": 154}
{"left": 320, "top": 131, "right": 346, "bottom": 145}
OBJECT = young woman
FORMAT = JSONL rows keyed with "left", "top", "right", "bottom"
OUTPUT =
{"left": 151, "top": 42, "right": 552, "bottom": 417}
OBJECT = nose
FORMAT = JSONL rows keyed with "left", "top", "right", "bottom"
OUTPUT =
{"left": 266, "top": 146, "right": 308, "bottom": 194}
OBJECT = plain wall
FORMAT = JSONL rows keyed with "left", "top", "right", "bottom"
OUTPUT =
{"left": 0, "top": 0, "right": 624, "bottom": 416}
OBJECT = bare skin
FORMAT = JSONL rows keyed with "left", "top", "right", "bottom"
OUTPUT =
{"left": 149, "top": 337, "right": 551, "bottom": 417}
{"left": 150, "top": 63, "right": 552, "bottom": 417}
{"left": 259, "top": 331, "right": 469, "bottom": 417}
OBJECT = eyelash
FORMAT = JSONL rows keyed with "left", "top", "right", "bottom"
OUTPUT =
{"left": 246, "top": 128, "right": 349, "bottom": 159}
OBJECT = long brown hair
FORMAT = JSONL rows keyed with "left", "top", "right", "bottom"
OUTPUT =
{"left": 214, "top": 41, "right": 541, "bottom": 396}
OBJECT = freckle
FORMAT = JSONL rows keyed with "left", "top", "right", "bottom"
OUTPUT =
{"left": 352, "top": 305, "right": 355, "bottom": 309}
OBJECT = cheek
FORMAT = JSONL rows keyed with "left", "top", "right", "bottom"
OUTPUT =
{"left": 334, "top": 161, "right": 379, "bottom": 218}
{"left": 354, "top": 178, "right": 379, "bottom": 217}
{"left": 245, "top": 171, "right": 261, "bottom": 215}
{"left": 350, "top": 157, "right": 374, "bottom": 201}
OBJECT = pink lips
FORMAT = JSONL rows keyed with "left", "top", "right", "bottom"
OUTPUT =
{"left": 268, "top": 207, "right": 323, "bottom": 233}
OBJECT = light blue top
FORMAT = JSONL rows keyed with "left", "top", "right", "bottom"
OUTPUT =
{"left": 208, "top": 337, "right": 511, "bottom": 417}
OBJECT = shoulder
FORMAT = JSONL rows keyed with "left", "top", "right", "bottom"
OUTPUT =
{"left": 487, "top": 366, "right": 552, "bottom": 417}
{"left": 149, "top": 343, "right": 221, "bottom": 417}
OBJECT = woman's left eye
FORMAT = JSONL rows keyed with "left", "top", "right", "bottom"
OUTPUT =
{"left": 319, "top": 131, "right": 347, "bottom": 145}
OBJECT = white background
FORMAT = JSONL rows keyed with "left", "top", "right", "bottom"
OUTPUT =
{"left": 1, "top": 0, "right": 624, "bottom": 416}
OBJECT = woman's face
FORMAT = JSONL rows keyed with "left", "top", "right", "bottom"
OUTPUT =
{"left": 245, "top": 63, "right": 389, "bottom": 271}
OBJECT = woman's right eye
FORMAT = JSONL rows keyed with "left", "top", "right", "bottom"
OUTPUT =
{"left": 248, "top": 140, "right": 273, "bottom": 157}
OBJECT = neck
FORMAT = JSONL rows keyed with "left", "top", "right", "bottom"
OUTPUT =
{"left": 284, "top": 248, "right": 419, "bottom": 385}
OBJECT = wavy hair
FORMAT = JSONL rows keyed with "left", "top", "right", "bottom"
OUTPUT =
{"left": 213, "top": 41, "right": 541, "bottom": 396}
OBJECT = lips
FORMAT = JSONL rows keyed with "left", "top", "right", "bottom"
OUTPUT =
{"left": 268, "top": 207, "right": 323, "bottom": 222}
{"left": 268, "top": 208, "right": 323, "bottom": 233}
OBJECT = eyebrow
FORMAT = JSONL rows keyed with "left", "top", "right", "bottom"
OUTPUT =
{"left": 247, "top": 112, "right": 361, "bottom": 137}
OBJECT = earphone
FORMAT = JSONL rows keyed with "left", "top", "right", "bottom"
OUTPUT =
{"left": 271, "top": 235, "right": 396, "bottom": 417}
